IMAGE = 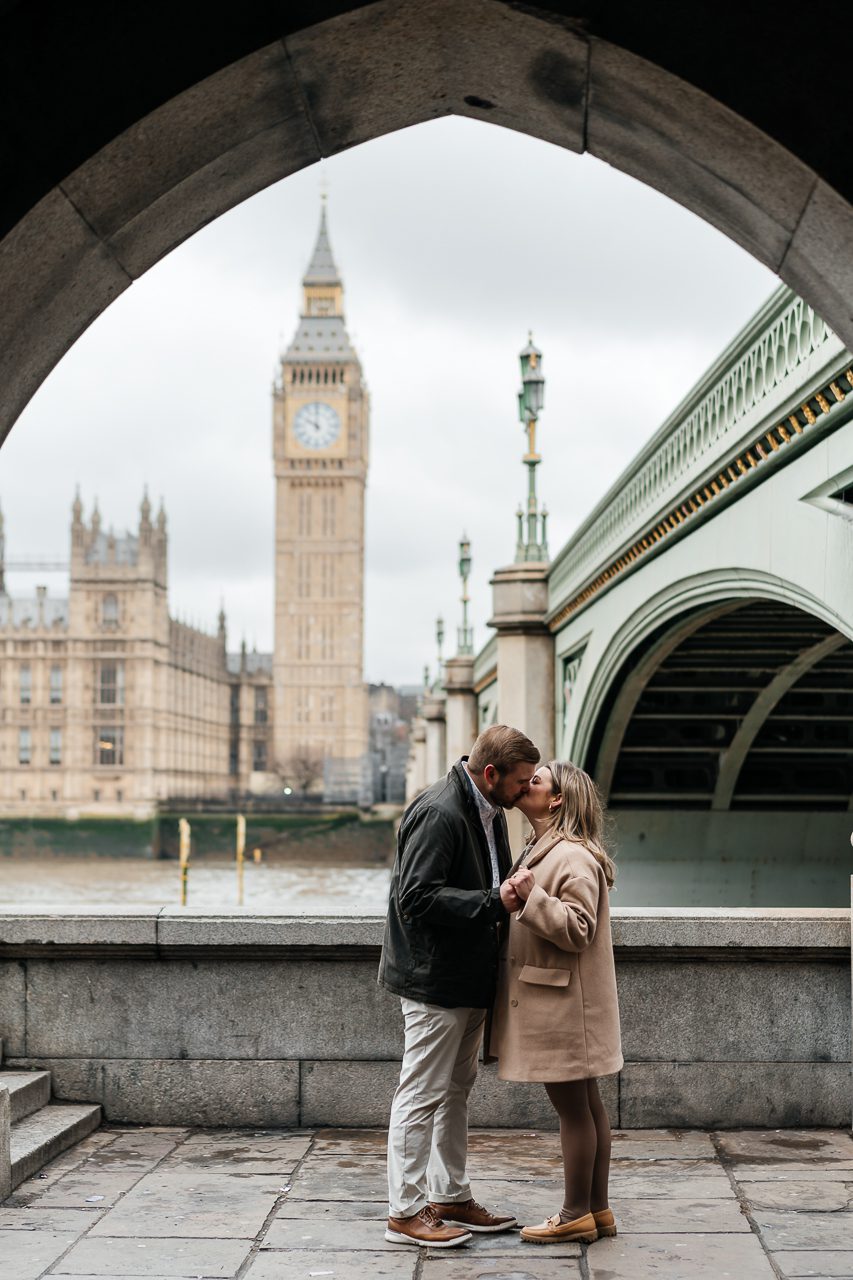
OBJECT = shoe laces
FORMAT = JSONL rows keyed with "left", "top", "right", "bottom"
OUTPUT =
{"left": 420, "top": 1205, "right": 445, "bottom": 1227}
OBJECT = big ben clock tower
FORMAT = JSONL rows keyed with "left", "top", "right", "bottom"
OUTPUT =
{"left": 272, "top": 204, "right": 369, "bottom": 800}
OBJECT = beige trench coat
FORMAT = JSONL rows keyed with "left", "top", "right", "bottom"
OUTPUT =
{"left": 489, "top": 832, "right": 623, "bottom": 1082}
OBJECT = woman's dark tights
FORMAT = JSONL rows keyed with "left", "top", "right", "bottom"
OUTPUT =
{"left": 544, "top": 1078, "right": 611, "bottom": 1221}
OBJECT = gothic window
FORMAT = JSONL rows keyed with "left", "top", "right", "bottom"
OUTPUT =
{"left": 298, "top": 492, "right": 312, "bottom": 538}
{"left": 253, "top": 739, "right": 267, "bottom": 771}
{"left": 297, "top": 556, "right": 311, "bottom": 599}
{"left": 95, "top": 727, "right": 124, "bottom": 767}
{"left": 50, "top": 665, "right": 62, "bottom": 704}
{"left": 102, "top": 594, "right": 119, "bottom": 627}
{"left": 254, "top": 686, "right": 268, "bottom": 725}
{"left": 97, "top": 661, "right": 125, "bottom": 706}
{"left": 229, "top": 685, "right": 240, "bottom": 725}
{"left": 49, "top": 728, "right": 61, "bottom": 765}
{"left": 18, "top": 727, "right": 31, "bottom": 765}
{"left": 19, "top": 665, "right": 31, "bottom": 705}
{"left": 229, "top": 737, "right": 239, "bottom": 776}
{"left": 321, "top": 691, "right": 335, "bottom": 723}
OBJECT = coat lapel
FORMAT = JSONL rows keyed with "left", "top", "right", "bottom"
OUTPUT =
{"left": 521, "top": 830, "right": 563, "bottom": 870}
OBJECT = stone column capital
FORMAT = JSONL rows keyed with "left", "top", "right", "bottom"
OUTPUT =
{"left": 488, "top": 561, "right": 550, "bottom": 635}
{"left": 422, "top": 691, "right": 446, "bottom": 722}
{"left": 444, "top": 654, "right": 475, "bottom": 693}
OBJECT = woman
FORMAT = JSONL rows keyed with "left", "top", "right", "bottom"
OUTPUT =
{"left": 490, "top": 761, "right": 622, "bottom": 1244}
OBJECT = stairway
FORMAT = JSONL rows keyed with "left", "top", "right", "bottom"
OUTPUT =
{"left": 0, "top": 1055, "right": 101, "bottom": 1197}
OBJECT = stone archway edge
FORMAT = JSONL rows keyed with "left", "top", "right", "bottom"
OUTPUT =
{"left": 3, "top": 2, "right": 853, "bottom": 446}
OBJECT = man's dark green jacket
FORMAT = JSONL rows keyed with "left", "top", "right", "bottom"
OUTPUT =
{"left": 378, "top": 758, "right": 512, "bottom": 1008}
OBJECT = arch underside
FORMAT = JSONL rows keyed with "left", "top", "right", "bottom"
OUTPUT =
{"left": 2, "top": 2, "right": 853, "bottom": 446}
{"left": 592, "top": 600, "right": 853, "bottom": 811}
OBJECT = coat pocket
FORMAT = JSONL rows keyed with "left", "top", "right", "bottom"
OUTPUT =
{"left": 518, "top": 964, "right": 571, "bottom": 987}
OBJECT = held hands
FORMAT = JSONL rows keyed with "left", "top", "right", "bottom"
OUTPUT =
{"left": 508, "top": 867, "right": 535, "bottom": 902}
{"left": 499, "top": 878, "right": 522, "bottom": 912}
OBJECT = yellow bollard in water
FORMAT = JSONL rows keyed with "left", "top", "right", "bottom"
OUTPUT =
{"left": 253, "top": 847, "right": 262, "bottom": 864}
{"left": 236, "top": 814, "right": 246, "bottom": 906}
{"left": 178, "top": 818, "right": 191, "bottom": 907}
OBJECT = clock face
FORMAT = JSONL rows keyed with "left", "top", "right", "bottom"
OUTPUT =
{"left": 293, "top": 401, "right": 341, "bottom": 450}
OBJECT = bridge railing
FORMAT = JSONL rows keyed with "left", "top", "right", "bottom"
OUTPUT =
{"left": 548, "top": 286, "right": 850, "bottom": 622}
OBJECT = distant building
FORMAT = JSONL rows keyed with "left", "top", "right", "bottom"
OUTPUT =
{"left": 0, "top": 209, "right": 409, "bottom": 815}
{"left": 368, "top": 683, "right": 420, "bottom": 803}
{"left": 0, "top": 493, "right": 272, "bottom": 816}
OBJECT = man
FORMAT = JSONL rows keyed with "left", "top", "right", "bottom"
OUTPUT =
{"left": 378, "top": 724, "right": 539, "bottom": 1248}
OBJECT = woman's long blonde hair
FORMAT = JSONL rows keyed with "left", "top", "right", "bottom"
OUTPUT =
{"left": 542, "top": 760, "right": 616, "bottom": 888}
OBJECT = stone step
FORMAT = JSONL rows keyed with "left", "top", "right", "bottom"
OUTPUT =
{"left": 10, "top": 1103, "right": 101, "bottom": 1189}
{"left": 0, "top": 1071, "right": 51, "bottom": 1124}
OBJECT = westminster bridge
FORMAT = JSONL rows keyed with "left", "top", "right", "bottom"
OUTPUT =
{"left": 413, "top": 285, "right": 853, "bottom": 907}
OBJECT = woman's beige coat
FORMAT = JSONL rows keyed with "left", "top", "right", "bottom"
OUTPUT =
{"left": 489, "top": 831, "right": 623, "bottom": 1082}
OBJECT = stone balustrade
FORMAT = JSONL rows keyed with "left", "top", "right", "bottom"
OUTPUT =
{"left": 0, "top": 907, "right": 848, "bottom": 1131}
{"left": 548, "top": 286, "right": 851, "bottom": 616}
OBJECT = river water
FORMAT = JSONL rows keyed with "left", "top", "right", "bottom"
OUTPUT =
{"left": 0, "top": 857, "right": 392, "bottom": 914}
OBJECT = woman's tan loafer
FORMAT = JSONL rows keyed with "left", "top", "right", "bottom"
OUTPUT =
{"left": 520, "top": 1211, "right": 598, "bottom": 1243}
{"left": 592, "top": 1208, "right": 617, "bottom": 1237}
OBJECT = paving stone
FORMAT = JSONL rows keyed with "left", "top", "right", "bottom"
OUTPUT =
{"left": 611, "top": 1129, "right": 717, "bottom": 1160}
{"left": 87, "top": 1170, "right": 285, "bottom": 1238}
{"left": 56, "top": 1234, "right": 251, "bottom": 1276}
{"left": 288, "top": 1163, "right": 388, "bottom": 1201}
{"left": 609, "top": 1173, "right": 733, "bottom": 1198}
{"left": 586, "top": 1231, "right": 777, "bottom": 1278}
{"left": 264, "top": 1215, "right": 409, "bottom": 1250}
{"left": 277, "top": 1199, "right": 386, "bottom": 1220}
{"left": 246, "top": 1248, "right": 416, "bottom": 1278}
{"left": 0, "top": 1205, "right": 102, "bottom": 1231}
{"left": 448, "top": 1179, "right": 566, "bottom": 1226}
{"left": 739, "top": 1179, "right": 851, "bottom": 1211}
{"left": 423, "top": 1257, "right": 582, "bottom": 1278}
{"left": 771, "top": 1250, "right": 853, "bottom": 1278}
{"left": 11, "top": 1131, "right": 120, "bottom": 1199}
{"left": 167, "top": 1130, "right": 308, "bottom": 1175}
{"left": 312, "top": 1129, "right": 388, "bottom": 1155}
{"left": 613, "top": 1197, "right": 750, "bottom": 1233}
{"left": 751, "top": 1208, "right": 853, "bottom": 1249}
{"left": 716, "top": 1130, "right": 853, "bottom": 1163}
{"left": 0, "top": 1228, "right": 75, "bottom": 1280}
{"left": 735, "top": 1164, "right": 853, "bottom": 1180}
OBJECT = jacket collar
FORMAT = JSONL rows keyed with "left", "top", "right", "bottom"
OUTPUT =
{"left": 519, "top": 828, "right": 563, "bottom": 870}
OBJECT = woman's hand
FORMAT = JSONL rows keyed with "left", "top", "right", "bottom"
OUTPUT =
{"left": 509, "top": 867, "right": 535, "bottom": 901}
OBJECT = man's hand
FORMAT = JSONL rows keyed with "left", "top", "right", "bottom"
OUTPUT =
{"left": 509, "top": 867, "right": 535, "bottom": 901}
{"left": 500, "top": 878, "right": 522, "bottom": 912}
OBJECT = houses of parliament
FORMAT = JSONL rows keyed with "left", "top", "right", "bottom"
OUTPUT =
{"left": 0, "top": 209, "right": 383, "bottom": 815}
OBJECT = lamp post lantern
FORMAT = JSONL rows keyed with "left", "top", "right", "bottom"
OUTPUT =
{"left": 435, "top": 614, "right": 445, "bottom": 683}
{"left": 457, "top": 534, "right": 473, "bottom": 655}
{"left": 515, "top": 334, "right": 549, "bottom": 563}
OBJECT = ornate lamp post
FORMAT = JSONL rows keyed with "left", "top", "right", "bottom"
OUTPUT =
{"left": 516, "top": 334, "right": 549, "bottom": 562}
{"left": 435, "top": 615, "right": 445, "bottom": 686}
{"left": 457, "top": 534, "right": 473, "bottom": 655}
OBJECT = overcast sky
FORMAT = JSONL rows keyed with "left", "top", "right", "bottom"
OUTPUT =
{"left": 1, "top": 117, "right": 777, "bottom": 685}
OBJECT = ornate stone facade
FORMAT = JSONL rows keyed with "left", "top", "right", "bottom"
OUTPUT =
{"left": 0, "top": 492, "right": 274, "bottom": 816}
{"left": 271, "top": 205, "right": 370, "bottom": 802}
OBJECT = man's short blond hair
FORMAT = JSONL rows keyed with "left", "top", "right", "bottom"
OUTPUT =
{"left": 467, "top": 724, "right": 539, "bottom": 775}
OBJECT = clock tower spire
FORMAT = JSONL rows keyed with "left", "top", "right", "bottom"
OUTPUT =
{"left": 272, "top": 204, "right": 370, "bottom": 802}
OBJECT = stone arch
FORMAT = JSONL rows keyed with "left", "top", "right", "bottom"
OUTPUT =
{"left": 1, "top": 2, "right": 852, "bottom": 448}
{"left": 574, "top": 570, "right": 853, "bottom": 809}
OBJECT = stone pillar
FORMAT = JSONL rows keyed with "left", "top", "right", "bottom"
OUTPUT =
{"left": 489, "top": 562, "right": 554, "bottom": 851}
{"left": 444, "top": 655, "right": 478, "bottom": 770}
{"left": 422, "top": 692, "right": 447, "bottom": 787}
{"left": 406, "top": 718, "right": 427, "bottom": 802}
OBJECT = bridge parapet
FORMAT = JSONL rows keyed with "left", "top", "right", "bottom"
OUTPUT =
{"left": 549, "top": 286, "right": 850, "bottom": 625}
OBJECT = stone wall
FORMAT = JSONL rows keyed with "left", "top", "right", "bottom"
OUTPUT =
{"left": 0, "top": 909, "right": 848, "bottom": 1129}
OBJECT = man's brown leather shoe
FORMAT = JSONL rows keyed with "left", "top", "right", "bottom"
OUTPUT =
{"left": 430, "top": 1198, "right": 517, "bottom": 1233}
{"left": 385, "top": 1204, "right": 472, "bottom": 1247}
